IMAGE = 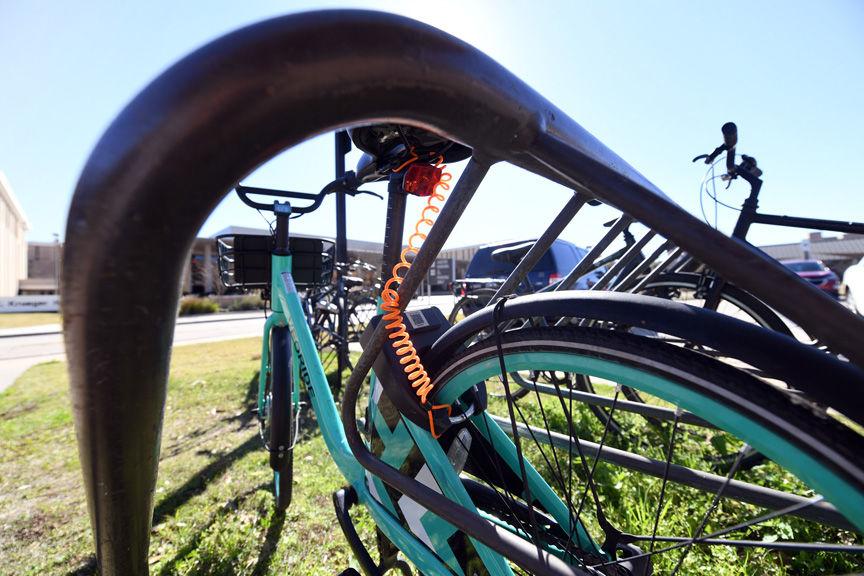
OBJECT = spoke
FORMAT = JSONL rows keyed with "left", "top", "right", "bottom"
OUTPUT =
{"left": 669, "top": 443, "right": 750, "bottom": 575}
{"left": 550, "top": 373, "right": 584, "bottom": 561}
{"left": 574, "top": 386, "right": 621, "bottom": 533}
{"left": 525, "top": 379, "right": 577, "bottom": 514}
{"left": 510, "top": 394, "right": 587, "bottom": 566}
{"left": 492, "top": 299, "right": 542, "bottom": 554}
{"left": 593, "top": 494, "right": 834, "bottom": 567}
{"left": 638, "top": 536, "right": 864, "bottom": 553}
{"left": 473, "top": 414, "right": 538, "bottom": 546}
{"left": 650, "top": 408, "right": 681, "bottom": 552}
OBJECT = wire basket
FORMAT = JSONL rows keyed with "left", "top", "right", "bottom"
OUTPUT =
{"left": 216, "top": 234, "right": 334, "bottom": 289}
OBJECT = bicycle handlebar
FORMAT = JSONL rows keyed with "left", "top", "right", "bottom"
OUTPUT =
{"left": 693, "top": 121, "right": 739, "bottom": 174}
{"left": 721, "top": 122, "right": 738, "bottom": 148}
{"left": 235, "top": 173, "right": 381, "bottom": 214}
{"left": 722, "top": 122, "right": 737, "bottom": 173}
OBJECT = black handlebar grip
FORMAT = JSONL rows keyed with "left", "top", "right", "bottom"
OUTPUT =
{"left": 722, "top": 122, "right": 738, "bottom": 149}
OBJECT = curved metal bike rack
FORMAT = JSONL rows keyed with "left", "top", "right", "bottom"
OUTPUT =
{"left": 63, "top": 10, "right": 864, "bottom": 575}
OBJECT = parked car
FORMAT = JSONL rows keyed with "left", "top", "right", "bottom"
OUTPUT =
{"left": 842, "top": 256, "right": 864, "bottom": 314}
{"left": 454, "top": 238, "right": 602, "bottom": 295}
{"left": 781, "top": 259, "right": 840, "bottom": 298}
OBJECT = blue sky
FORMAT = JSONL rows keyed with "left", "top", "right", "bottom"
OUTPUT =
{"left": 1, "top": 1, "right": 862, "bottom": 250}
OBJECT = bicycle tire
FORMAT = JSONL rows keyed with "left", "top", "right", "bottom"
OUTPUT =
{"left": 268, "top": 326, "right": 294, "bottom": 512}
{"left": 637, "top": 272, "right": 793, "bottom": 336}
{"left": 448, "top": 288, "right": 498, "bottom": 324}
{"left": 347, "top": 296, "right": 378, "bottom": 342}
{"left": 431, "top": 326, "right": 864, "bottom": 572}
{"left": 574, "top": 271, "right": 796, "bottom": 438}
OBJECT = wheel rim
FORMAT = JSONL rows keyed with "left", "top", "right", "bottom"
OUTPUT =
{"left": 433, "top": 342, "right": 863, "bottom": 572}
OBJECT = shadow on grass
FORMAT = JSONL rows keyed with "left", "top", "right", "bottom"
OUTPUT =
{"left": 152, "top": 433, "right": 260, "bottom": 526}
{"left": 65, "top": 556, "right": 97, "bottom": 576}
{"left": 154, "top": 483, "right": 270, "bottom": 576}
{"left": 250, "top": 511, "right": 286, "bottom": 576}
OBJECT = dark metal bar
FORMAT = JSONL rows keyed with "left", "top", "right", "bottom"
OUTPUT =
{"left": 555, "top": 216, "right": 633, "bottom": 291}
{"left": 490, "top": 415, "right": 853, "bottom": 531}
{"left": 381, "top": 175, "right": 408, "bottom": 284}
{"left": 528, "top": 132, "right": 864, "bottom": 366}
{"left": 631, "top": 535, "right": 864, "bottom": 553}
{"left": 333, "top": 487, "right": 383, "bottom": 576}
{"left": 628, "top": 247, "right": 683, "bottom": 294}
{"left": 335, "top": 131, "right": 351, "bottom": 377}
{"left": 491, "top": 193, "right": 587, "bottom": 300}
{"left": 508, "top": 378, "right": 714, "bottom": 428}
{"left": 674, "top": 255, "right": 697, "bottom": 273}
{"left": 589, "top": 230, "right": 655, "bottom": 292}
{"left": 614, "top": 240, "right": 674, "bottom": 292}
{"left": 750, "top": 212, "right": 864, "bottom": 235}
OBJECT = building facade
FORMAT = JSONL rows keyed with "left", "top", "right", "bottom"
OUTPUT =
{"left": 20, "top": 241, "right": 62, "bottom": 295}
{"left": 0, "top": 172, "right": 29, "bottom": 297}
{"left": 760, "top": 232, "right": 864, "bottom": 277}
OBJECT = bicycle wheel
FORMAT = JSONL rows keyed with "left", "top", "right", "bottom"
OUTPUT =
{"left": 266, "top": 326, "right": 294, "bottom": 512}
{"left": 637, "top": 272, "right": 793, "bottom": 336}
{"left": 347, "top": 296, "right": 378, "bottom": 342}
{"left": 573, "top": 271, "right": 798, "bottom": 438}
{"left": 449, "top": 288, "right": 498, "bottom": 324}
{"left": 431, "top": 326, "right": 864, "bottom": 573}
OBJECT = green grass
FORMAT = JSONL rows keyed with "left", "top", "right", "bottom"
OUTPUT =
{"left": 0, "top": 338, "right": 376, "bottom": 575}
{"left": 0, "top": 312, "right": 60, "bottom": 329}
{"left": 2, "top": 339, "right": 861, "bottom": 575}
{"left": 482, "top": 374, "right": 864, "bottom": 574}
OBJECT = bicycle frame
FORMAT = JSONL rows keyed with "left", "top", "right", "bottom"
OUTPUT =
{"left": 728, "top": 161, "right": 864, "bottom": 242}
{"left": 264, "top": 234, "right": 526, "bottom": 575}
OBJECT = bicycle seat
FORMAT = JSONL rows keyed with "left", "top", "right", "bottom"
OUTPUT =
{"left": 350, "top": 123, "right": 471, "bottom": 182}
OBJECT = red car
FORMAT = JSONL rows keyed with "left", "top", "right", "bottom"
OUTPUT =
{"left": 781, "top": 259, "right": 840, "bottom": 298}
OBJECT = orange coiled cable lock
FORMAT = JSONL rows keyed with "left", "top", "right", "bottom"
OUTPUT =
{"left": 379, "top": 156, "right": 452, "bottom": 438}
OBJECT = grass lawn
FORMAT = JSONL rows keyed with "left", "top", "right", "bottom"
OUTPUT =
{"left": 0, "top": 312, "right": 60, "bottom": 329}
{"left": 0, "top": 338, "right": 376, "bottom": 576}
{"left": 1, "top": 337, "right": 861, "bottom": 575}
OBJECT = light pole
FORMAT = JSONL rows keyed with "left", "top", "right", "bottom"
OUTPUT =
{"left": 52, "top": 232, "right": 60, "bottom": 296}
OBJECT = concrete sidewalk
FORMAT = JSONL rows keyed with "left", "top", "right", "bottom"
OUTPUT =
{"left": 0, "top": 311, "right": 269, "bottom": 393}
{"left": 0, "top": 310, "right": 266, "bottom": 339}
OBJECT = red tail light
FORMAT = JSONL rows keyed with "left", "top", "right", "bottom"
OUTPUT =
{"left": 403, "top": 164, "right": 443, "bottom": 197}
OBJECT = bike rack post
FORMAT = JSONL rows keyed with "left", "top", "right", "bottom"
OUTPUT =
{"left": 614, "top": 239, "right": 674, "bottom": 292}
{"left": 335, "top": 131, "right": 352, "bottom": 379}
{"left": 555, "top": 216, "right": 632, "bottom": 291}
{"left": 590, "top": 230, "right": 655, "bottom": 292}
{"left": 629, "top": 247, "right": 684, "bottom": 293}
{"left": 490, "top": 192, "right": 588, "bottom": 301}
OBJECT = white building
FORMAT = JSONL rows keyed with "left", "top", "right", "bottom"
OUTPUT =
{"left": 0, "top": 172, "right": 29, "bottom": 297}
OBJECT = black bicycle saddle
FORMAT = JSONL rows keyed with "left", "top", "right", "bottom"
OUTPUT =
{"left": 350, "top": 123, "right": 472, "bottom": 165}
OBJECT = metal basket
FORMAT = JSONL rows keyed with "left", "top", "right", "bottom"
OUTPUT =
{"left": 216, "top": 234, "right": 334, "bottom": 289}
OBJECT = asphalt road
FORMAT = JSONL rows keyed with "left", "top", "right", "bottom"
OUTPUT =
{"left": 0, "top": 295, "right": 458, "bottom": 393}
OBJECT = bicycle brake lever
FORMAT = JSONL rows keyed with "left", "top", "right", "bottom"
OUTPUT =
{"left": 349, "top": 189, "right": 384, "bottom": 200}
{"left": 692, "top": 153, "right": 710, "bottom": 163}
